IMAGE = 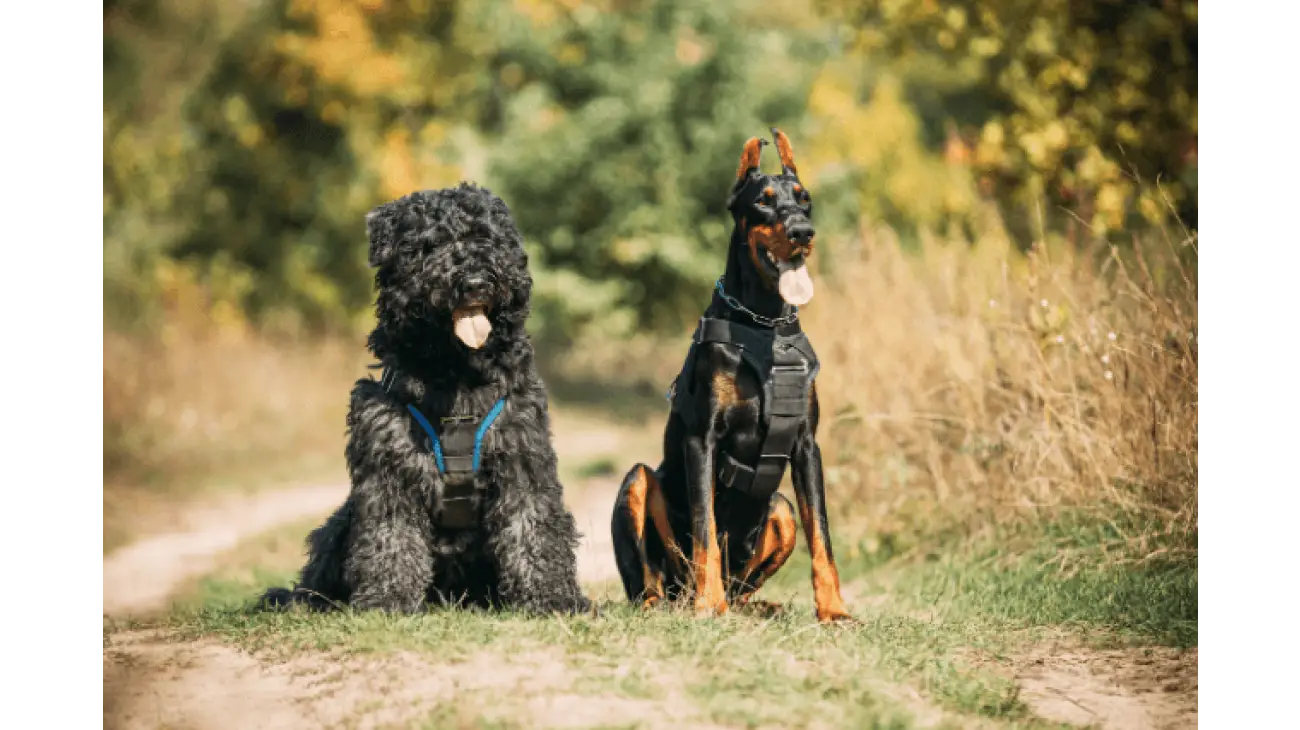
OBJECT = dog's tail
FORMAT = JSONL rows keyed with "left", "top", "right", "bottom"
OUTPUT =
{"left": 258, "top": 498, "right": 355, "bottom": 612}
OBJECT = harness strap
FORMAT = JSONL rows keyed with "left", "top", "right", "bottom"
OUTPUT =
{"left": 676, "top": 316, "right": 817, "bottom": 500}
{"left": 406, "top": 398, "right": 507, "bottom": 529}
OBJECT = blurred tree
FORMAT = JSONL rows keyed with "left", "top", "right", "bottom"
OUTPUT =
{"left": 104, "top": 0, "right": 249, "bottom": 331}
{"left": 174, "top": 0, "right": 494, "bottom": 334}
{"left": 816, "top": 0, "right": 1198, "bottom": 238}
{"left": 483, "top": 0, "right": 828, "bottom": 341}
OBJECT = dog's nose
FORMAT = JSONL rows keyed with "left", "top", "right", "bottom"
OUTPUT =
{"left": 787, "top": 223, "right": 815, "bottom": 245}
{"left": 462, "top": 277, "right": 492, "bottom": 302}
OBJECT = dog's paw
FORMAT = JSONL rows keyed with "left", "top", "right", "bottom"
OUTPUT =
{"left": 258, "top": 587, "right": 298, "bottom": 611}
{"left": 815, "top": 608, "right": 856, "bottom": 625}
{"left": 565, "top": 594, "right": 594, "bottom": 615}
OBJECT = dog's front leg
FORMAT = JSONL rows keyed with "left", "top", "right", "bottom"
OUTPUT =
{"left": 341, "top": 385, "right": 437, "bottom": 614}
{"left": 343, "top": 484, "right": 434, "bottom": 614}
{"left": 683, "top": 433, "right": 727, "bottom": 615}
{"left": 486, "top": 455, "right": 591, "bottom": 616}
{"left": 790, "top": 436, "right": 852, "bottom": 623}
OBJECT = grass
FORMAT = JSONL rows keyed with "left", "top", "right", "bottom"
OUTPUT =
{"left": 110, "top": 503, "right": 1194, "bottom": 729}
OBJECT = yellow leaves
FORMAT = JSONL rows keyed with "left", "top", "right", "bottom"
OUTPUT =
{"left": 1018, "top": 129, "right": 1048, "bottom": 170}
{"left": 805, "top": 63, "right": 976, "bottom": 227}
{"left": 1042, "top": 120, "right": 1068, "bottom": 153}
{"left": 943, "top": 6, "right": 966, "bottom": 31}
{"left": 379, "top": 128, "right": 418, "bottom": 199}
{"left": 1094, "top": 182, "right": 1129, "bottom": 233}
{"left": 237, "top": 124, "right": 265, "bottom": 149}
{"left": 1138, "top": 193, "right": 1163, "bottom": 224}
{"left": 1024, "top": 16, "right": 1057, "bottom": 56}
{"left": 512, "top": 0, "right": 607, "bottom": 27}
{"left": 675, "top": 26, "right": 713, "bottom": 66}
{"left": 221, "top": 95, "right": 266, "bottom": 149}
{"left": 500, "top": 62, "right": 525, "bottom": 88}
{"left": 283, "top": 84, "right": 310, "bottom": 108}
{"left": 370, "top": 121, "right": 462, "bottom": 199}
{"left": 557, "top": 42, "right": 587, "bottom": 66}
{"left": 321, "top": 100, "right": 346, "bottom": 125}
{"left": 1115, "top": 120, "right": 1139, "bottom": 145}
{"left": 969, "top": 35, "right": 1001, "bottom": 58}
{"left": 1075, "top": 145, "right": 1116, "bottom": 186}
{"left": 277, "top": 0, "right": 407, "bottom": 99}
{"left": 609, "top": 235, "right": 655, "bottom": 265}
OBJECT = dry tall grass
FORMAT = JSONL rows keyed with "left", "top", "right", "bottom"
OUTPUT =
{"left": 104, "top": 331, "right": 375, "bottom": 485}
{"left": 803, "top": 225, "right": 1197, "bottom": 550}
{"left": 103, "top": 326, "right": 372, "bottom": 549}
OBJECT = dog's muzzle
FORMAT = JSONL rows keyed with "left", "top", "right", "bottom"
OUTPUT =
{"left": 452, "top": 278, "right": 494, "bottom": 349}
{"left": 785, "top": 219, "right": 814, "bottom": 246}
{"left": 777, "top": 218, "right": 815, "bottom": 306}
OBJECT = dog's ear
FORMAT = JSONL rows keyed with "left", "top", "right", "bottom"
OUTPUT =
{"left": 365, "top": 203, "right": 399, "bottom": 268}
{"left": 770, "top": 127, "right": 798, "bottom": 176}
{"left": 736, "top": 136, "right": 768, "bottom": 181}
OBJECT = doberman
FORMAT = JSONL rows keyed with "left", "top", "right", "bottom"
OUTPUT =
{"left": 610, "top": 128, "right": 852, "bottom": 622}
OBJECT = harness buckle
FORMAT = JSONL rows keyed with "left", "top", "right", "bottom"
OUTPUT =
{"left": 772, "top": 361, "right": 809, "bottom": 376}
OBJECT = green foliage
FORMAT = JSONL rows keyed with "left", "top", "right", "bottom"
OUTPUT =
{"left": 104, "top": 0, "right": 250, "bottom": 331}
{"left": 486, "top": 0, "right": 828, "bottom": 339}
{"left": 818, "top": 0, "right": 1198, "bottom": 237}
{"left": 103, "top": 0, "right": 1197, "bottom": 337}
{"left": 175, "top": 0, "right": 497, "bottom": 333}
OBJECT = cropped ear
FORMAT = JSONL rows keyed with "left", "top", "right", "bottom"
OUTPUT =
{"left": 365, "top": 203, "right": 399, "bottom": 268}
{"left": 770, "top": 127, "right": 798, "bottom": 175}
{"left": 736, "top": 136, "right": 768, "bottom": 180}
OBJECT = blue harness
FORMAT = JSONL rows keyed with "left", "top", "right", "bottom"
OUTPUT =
{"left": 406, "top": 399, "right": 506, "bottom": 475}
{"left": 405, "top": 397, "right": 508, "bottom": 529}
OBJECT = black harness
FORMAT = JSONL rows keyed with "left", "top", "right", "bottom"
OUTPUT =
{"left": 379, "top": 366, "right": 506, "bottom": 530}
{"left": 667, "top": 287, "right": 819, "bottom": 500}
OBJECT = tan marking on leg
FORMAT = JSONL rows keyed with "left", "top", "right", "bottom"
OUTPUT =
{"left": 796, "top": 494, "right": 851, "bottom": 622}
{"left": 713, "top": 371, "right": 738, "bottom": 409}
{"left": 738, "top": 498, "right": 797, "bottom": 603}
{"left": 693, "top": 519, "right": 727, "bottom": 616}
{"left": 646, "top": 477, "right": 687, "bottom": 572}
{"left": 624, "top": 466, "right": 664, "bottom": 607}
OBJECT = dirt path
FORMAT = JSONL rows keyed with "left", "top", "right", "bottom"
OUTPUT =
{"left": 1011, "top": 645, "right": 1198, "bottom": 730}
{"left": 103, "top": 472, "right": 637, "bottom": 730}
{"left": 103, "top": 482, "right": 351, "bottom": 617}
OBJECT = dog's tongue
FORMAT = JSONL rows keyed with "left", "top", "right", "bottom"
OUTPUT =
{"left": 778, "top": 266, "right": 815, "bottom": 306}
{"left": 453, "top": 306, "right": 492, "bottom": 349}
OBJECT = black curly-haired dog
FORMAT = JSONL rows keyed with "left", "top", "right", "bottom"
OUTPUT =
{"left": 611, "top": 129, "right": 852, "bottom": 622}
{"left": 262, "top": 183, "right": 589, "bottom": 615}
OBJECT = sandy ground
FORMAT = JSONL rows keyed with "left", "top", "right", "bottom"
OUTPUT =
{"left": 103, "top": 482, "right": 351, "bottom": 616}
{"left": 102, "top": 473, "right": 639, "bottom": 730}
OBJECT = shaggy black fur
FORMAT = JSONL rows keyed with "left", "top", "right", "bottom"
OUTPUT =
{"left": 261, "top": 183, "right": 590, "bottom": 615}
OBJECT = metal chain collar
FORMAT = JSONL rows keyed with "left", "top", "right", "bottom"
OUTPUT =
{"left": 714, "top": 277, "right": 800, "bottom": 328}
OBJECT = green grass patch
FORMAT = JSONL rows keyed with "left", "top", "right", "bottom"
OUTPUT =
{"left": 888, "top": 512, "right": 1197, "bottom": 648}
